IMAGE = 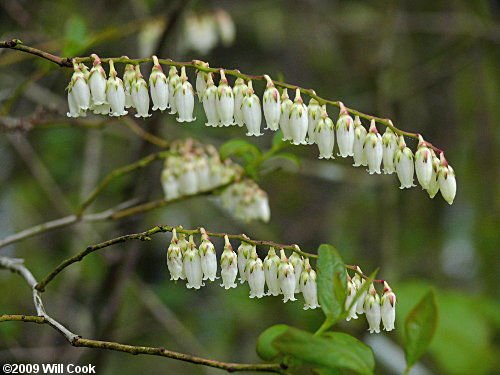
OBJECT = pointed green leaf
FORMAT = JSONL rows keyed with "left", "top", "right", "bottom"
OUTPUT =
{"left": 256, "top": 324, "right": 289, "bottom": 361}
{"left": 317, "top": 244, "right": 347, "bottom": 324}
{"left": 404, "top": 289, "right": 438, "bottom": 369}
{"left": 273, "top": 327, "right": 374, "bottom": 375}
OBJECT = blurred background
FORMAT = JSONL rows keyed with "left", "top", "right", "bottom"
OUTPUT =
{"left": 0, "top": 0, "right": 498, "bottom": 374}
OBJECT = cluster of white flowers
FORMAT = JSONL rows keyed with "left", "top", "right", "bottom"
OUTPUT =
{"left": 66, "top": 58, "right": 456, "bottom": 204}
{"left": 161, "top": 141, "right": 241, "bottom": 201}
{"left": 345, "top": 267, "right": 396, "bottom": 333}
{"left": 219, "top": 179, "right": 270, "bottom": 222}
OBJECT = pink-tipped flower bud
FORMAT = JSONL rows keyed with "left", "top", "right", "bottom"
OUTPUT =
{"left": 149, "top": 56, "right": 169, "bottom": 111}
{"left": 352, "top": 116, "right": 367, "bottom": 167}
{"left": 279, "top": 89, "right": 293, "bottom": 141}
{"left": 232, "top": 78, "right": 249, "bottom": 127}
{"left": 262, "top": 75, "right": 281, "bottom": 131}
{"left": 289, "top": 89, "right": 308, "bottom": 145}
{"left": 336, "top": 103, "right": 355, "bottom": 157}
{"left": 199, "top": 228, "right": 218, "bottom": 281}
{"left": 364, "top": 120, "right": 383, "bottom": 174}
{"left": 314, "top": 106, "right": 335, "bottom": 159}
{"left": 220, "top": 235, "right": 238, "bottom": 289}
{"left": 437, "top": 153, "right": 456, "bottom": 204}
{"left": 175, "top": 67, "right": 196, "bottom": 122}
{"left": 380, "top": 281, "right": 396, "bottom": 331}
{"left": 415, "top": 136, "right": 433, "bottom": 189}
{"left": 307, "top": 97, "right": 322, "bottom": 144}
{"left": 363, "top": 284, "right": 381, "bottom": 333}
{"left": 394, "top": 136, "right": 416, "bottom": 189}
{"left": 299, "top": 258, "right": 320, "bottom": 310}
{"left": 382, "top": 126, "right": 397, "bottom": 174}
{"left": 183, "top": 235, "right": 204, "bottom": 289}
{"left": 245, "top": 252, "right": 265, "bottom": 298}
{"left": 216, "top": 70, "right": 235, "bottom": 126}
{"left": 203, "top": 75, "right": 220, "bottom": 127}
{"left": 242, "top": 81, "right": 263, "bottom": 136}
{"left": 106, "top": 61, "right": 127, "bottom": 117}
{"left": 263, "top": 247, "right": 280, "bottom": 296}
{"left": 278, "top": 249, "right": 296, "bottom": 303}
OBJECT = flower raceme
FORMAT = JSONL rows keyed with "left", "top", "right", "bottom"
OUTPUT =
{"left": 65, "top": 56, "right": 456, "bottom": 204}
{"left": 164, "top": 228, "right": 396, "bottom": 333}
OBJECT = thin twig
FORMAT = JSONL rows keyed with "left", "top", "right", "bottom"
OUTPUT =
{"left": 0, "top": 39, "right": 443, "bottom": 154}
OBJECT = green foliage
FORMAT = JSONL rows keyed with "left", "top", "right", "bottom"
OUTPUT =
{"left": 62, "top": 15, "right": 91, "bottom": 57}
{"left": 256, "top": 324, "right": 289, "bottom": 361}
{"left": 317, "top": 244, "right": 347, "bottom": 326}
{"left": 404, "top": 289, "right": 438, "bottom": 371}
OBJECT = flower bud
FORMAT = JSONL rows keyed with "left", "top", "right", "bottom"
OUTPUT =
{"left": 203, "top": 75, "right": 220, "bottom": 127}
{"left": 177, "top": 155, "right": 198, "bottom": 195}
{"left": 168, "top": 67, "right": 181, "bottom": 114}
{"left": 314, "top": 106, "right": 335, "bottom": 159}
{"left": 352, "top": 269, "right": 366, "bottom": 314}
{"left": 216, "top": 70, "right": 235, "bottom": 126}
{"left": 69, "top": 63, "right": 90, "bottom": 111}
{"left": 88, "top": 54, "right": 107, "bottom": 106}
{"left": 289, "top": 89, "right": 308, "bottom": 145}
{"left": 220, "top": 235, "right": 238, "bottom": 289}
{"left": 195, "top": 62, "right": 210, "bottom": 102}
{"left": 278, "top": 250, "right": 296, "bottom": 303}
{"left": 394, "top": 136, "right": 416, "bottom": 189}
{"left": 415, "top": 136, "right": 433, "bottom": 189}
{"left": 199, "top": 228, "right": 218, "bottom": 281}
{"left": 382, "top": 126, "right": 397, "bottom": 174}
{"left": 149, "top": 56, "right": 169, "bottom": 111}
{"left": 131, "top": 65, "right": 151, "bottom": 118}
{"left": 289, "top": 250, "right": 303, "bottom": 293}
{"left": 195, "top": 155, "right": 212, "bottom": 191}
{"left": 352, "top": 116, "right": 367, "bottom": 167}
{"left": 363, "top": 284, "right": 381, "bottom": 333}
{"left": 183, "top": 235, "right": 204, "bottom": 289}
{"left": 426, "top": 151, "right": 440, "bottom": 198}
{"left": 245, "top": 252, "right": 265, "bottom": 298}
{"left": 167, "top": 229, "right": 185, "bottom": 280}
{"left": 364, "top": 120, "right": 383, "bottom": 174}
{"left": 237, "top": 241, "right": 253, "bottom": 283}
{"left": 66, "top": 85, "right": 86, "bottom": 118}
{"left": 299, "top": 259, "right": 320, "bottom": 310}
{"left": 263, "top": 247, "right": 280, "bottom": 296}
{"left": 437, "top": 153, "right": 456, "bottom": 204}
{"left": 123, "top": 63, "right": 136, "bottom": 109}
{"left": 263, "top": 76, "right": 281, "bottom": 131}
{"left": 161, "top": 168, "right": 180, "bottom": 201}
{"left": 175, "top": 67, "right": 196, "bottom": 122}
{"left": 307, "top": 97, "right": 322, "bottom": 144}
{"left": 279, "top": 89, "right": 293, "bottom": 141}
{"left": 345, "top": 277, "right": 358, "bottom": 321}
{"left": 106, "top": 61, "right": 127, "bottom": 117}
{"left": 380, "top": 281, "right": 396, "bottom": 331}
{"left": 233, "top": 78, "right": 249, "bottom": 127}
{"left": 336, "top": 103, "right": 354, "bottom": 157}
{"left": 242, "top": 81, "right": 263, "bottom": 136}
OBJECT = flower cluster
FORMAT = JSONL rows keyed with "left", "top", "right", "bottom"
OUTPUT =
{"left": 219, "top": 179, "right": 270, "bottom": 222}
{"left": 161, "top": 140, "right": 241, "bottom": 201}
{"left": 66, "top": 57, "right": 456, "bottom": 204}
{"left": 345, "top": 267, "right": 396, "bottom": 333}
{"left": 166, "top": 229, "right": 396, "bottom": 333}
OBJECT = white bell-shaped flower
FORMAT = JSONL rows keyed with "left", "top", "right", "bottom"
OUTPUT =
{"left": 167, "top": 229, "right": 185, "bottom": 280}
{"left": 380, "top": 281, "right": 396, "bottom": 331}
{"left": 237, "top": 241, "right": 254, "bottom": 283}
{"left": 288, "top": 89, "right": 308, "bottom": 145}
{"left": 168, "top": 66, "right": 181, "bottom": 114}
{"left": 382, "top": 126, "right": 397, "bottom": 174}
{"left": 364, "top": 120, "right": 383, "bottom": 174}
{"left": 195, "top": 156, "right": 212, "bottom": 191}
{"left": 220, "top": 235, "right": 238, "bottom": 289}
{"left": 88, "top": 54, "right": 107, "bottom": 106}
{"left": 263, "top": 247, "right": 280, "bottom": 296}
{"left": 394, "top": 136, "right": 416, "bottom": 189}
{"left": 131, "top": 65, "right": 151, "bottom": 118}
{"left": 149, "top": 56, "right": 169, "bottom": 111}
{"left": 199, "top": 228, "right": 218, "bottom": 281}
{"left": 307, "top": 97, "right": 322, "bottom": 144}
{"left": 66, "top": 86, "right": 85, "bottom": 118}
{"left": 314, "top": 106, "right": 335, "bottom": 159}
{"left": 123, "top": 63, "right": 136, "bottom": 109}
{"left": 262, "top": 75, "right": 281, "bottom": 131}
{"left": 352, "top": 270, "right": 366, "bottom": 315}
{"left": 437, "top": 153, "right": 456, "bottom": 204}
{"left": 203, "top": 75, "right": 220, "bottom": 127}
{"left": 426, "top": 151, "right": 441, "bottom": 199}
{"left": 195, "top": 61, "right": 210, "bottom": 102}
{"left": 363, "top": 284, "right": 381, "bottom": 333}
{"left": 175, "top": 67, "right": 196, "bottom": 123}
{"left": 278, "top": 250, "right": 296, "bottom": 303}
{"left": 233, "top": 78, "right": 249, "bottom": 127}
{"left": 216, "top": 70, "right": 235, "bottom": 126}
{"left": 279, "top": 89, "right": 293, "bottom": 141}
{"left": 415, "top": 135, "right": 433, "bottom": 189}
{"left": 345, "top": 277, "right": 358, "bottom": 321}
{"left": 352, "top": 116, "right": 367, "bottom": 167}
{"left": 183, "top": 235, "right": 204, "bottom": 289}
{"left": 299, "top": 259, "right": 320, "bottom": 310}
{"left": 336, "top": 103, "right": 354, "bottom": 157}
{"left": 106, "top": 61, "right": 127, "bottom": 117}
{"left": 161, "top": 168, "right": 180, "bottom": 201}
{"left": 177, "top": 155, "right": 198, "bottom": 195}
{"left": 69, "top": 63, "right": 90, "bottom": 111}
{"left": 289, "top": 250, "right": 303, "bottom": 293}
{"left": 242, "top": 81, "right": 263, "bottom": 136}
{"left": 245, "top": 252, "right": 265, "bottom": 298}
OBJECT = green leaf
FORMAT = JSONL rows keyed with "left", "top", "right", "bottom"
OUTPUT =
{"left": 404, "top": 289, "right": 438, "bottom": 370}
{"left": 219, "top": 138, "right": 261, "bottom": 161}
{"left": 273, "top": 327, "right": 375, "bottom": 375}
{"left": 313, "top": 368, "right": 344, "bottom": 375}
{"left": 256, "top": 324, "right": 289, "bottom": 361}
{"left": 317, "top": 244, "right": 347, "bottom": 324}
{"left": 63, "top": 15, "right": 90, "bottom": 56}
{"left": 263, "top": 152, "right": 301, "bottom": 168}
{"left": 271, "top": 130, "right": 287, "bottom": 149}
